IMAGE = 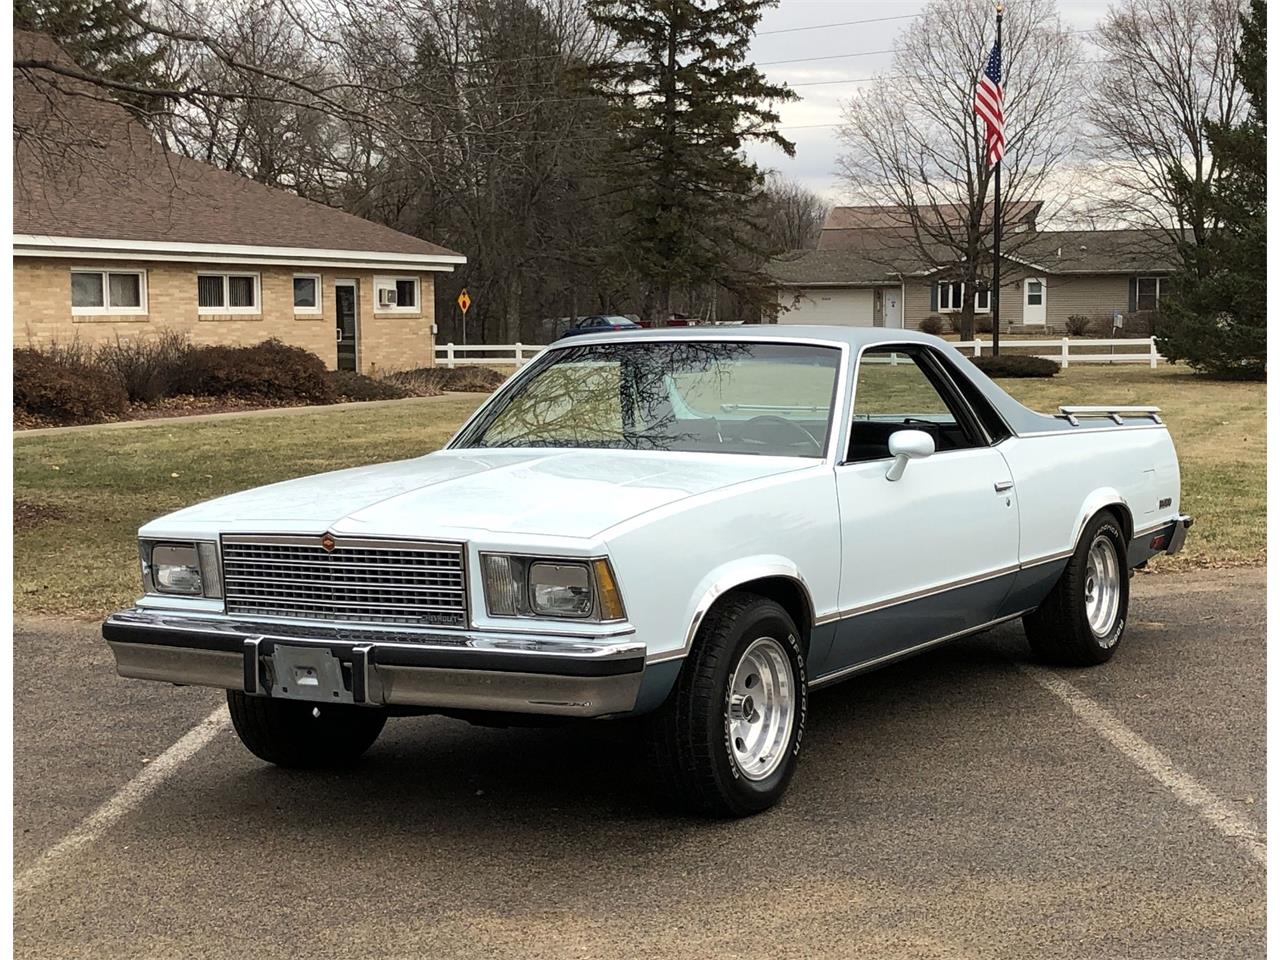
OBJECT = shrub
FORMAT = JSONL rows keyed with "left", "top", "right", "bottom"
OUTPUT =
{"left": 973, "top": 315, "right": 993, "bottom": 335}
{"left": 328, "top": 369, "right": 410, "bottom": 402}
{"left": 917, "top": 315, "right": 946, "bottom": 336}
{"left": 969, "top": 354, "right": 1059, "bottom": 378}
{"left": 1064, "top": 315, "right": 1092, "bottom": 337}
{"left": 14, "top": 347, "right": 129, "bottom": 424}
{"left": 1118, "top": 310, "right": 1158, "bottom": 338}
{"left": 386, "top": 365, "right": 509, "bottom": 396}
{"left": 188, "top": 339, "right": 336, "bottom": 404}
{"left": 440, "top": 366, "right": 509, "bottom": 392}
{"left": 94, "top": 330, "right": 194, "bottom": 402}
{"left": 945, "top": 313, "right": 965, "bottom": 335}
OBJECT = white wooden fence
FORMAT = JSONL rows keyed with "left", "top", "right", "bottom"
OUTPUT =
{"left": 435, "top": 343, "right": 538, "bottom": 368}
{"left": 436, "top": 336, "right": 1165, "bottom": 370}
{"left": 953, "top": 336, "right": 1164, "bottom": 368}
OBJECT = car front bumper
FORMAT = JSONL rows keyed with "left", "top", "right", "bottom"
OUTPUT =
{"left": 102, "top": 610, "right": 646, "bottom": 718}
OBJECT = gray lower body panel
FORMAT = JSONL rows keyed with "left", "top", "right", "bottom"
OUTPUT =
{"left": 818, "top": 572, "right": 1018, "bottom": 679}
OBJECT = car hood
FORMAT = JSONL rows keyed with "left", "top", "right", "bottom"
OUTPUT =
{"left": 145, "top": 448, "right": 816, "bottom": 541}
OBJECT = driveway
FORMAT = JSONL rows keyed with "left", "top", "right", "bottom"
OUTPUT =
{"left": 14, "top": 567, "right": 1264, "bottom": 959}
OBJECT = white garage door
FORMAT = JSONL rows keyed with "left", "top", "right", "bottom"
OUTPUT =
{"left": 779, "top": 287, "right": 875, "bottom": 326}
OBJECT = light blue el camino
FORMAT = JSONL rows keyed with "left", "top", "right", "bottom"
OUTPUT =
{"left": 104, "top": 327, "right": 1190, "bottom": 816}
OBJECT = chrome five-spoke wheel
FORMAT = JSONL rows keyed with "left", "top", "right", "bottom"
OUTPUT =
{"left": 1084, "top": 533, "right": 1122, "bottom": 641}
{"left": 727, "top": 636, "right": 796, "bottom": 781}
{"left": 645, "top": 593, "right": 806, "bottom": 816}
{"left": 1024, "top": 512, "right": 1129, "bottom": 667}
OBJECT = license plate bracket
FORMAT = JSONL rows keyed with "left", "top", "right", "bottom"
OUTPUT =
{"left": 269, "top": 644, "right": 353, "bottom": 704}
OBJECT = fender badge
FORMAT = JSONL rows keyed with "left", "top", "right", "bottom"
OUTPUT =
{"left": 321, "top": 533, "right": 337, "bottom": 553}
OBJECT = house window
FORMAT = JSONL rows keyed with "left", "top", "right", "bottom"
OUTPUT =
{"left": 70, "top": 269, "right": 146, "bottom": 315}
{"left": 1136, "top": 277, "right": 1163, "bottom": 311}
{"left": 1026, "top": 279, "right": 1044, "bottom": 306}
{"left": 936, "top": 281, "right": 991, "bottom": 313}
{"left": 374, "top": 276, "right": 419, "bottom": 312}
{"left": 293, "top": 275, "right": 321, "bottom": 314}
{"left": 198, "top": 273, "right": 260, "bottom": 314}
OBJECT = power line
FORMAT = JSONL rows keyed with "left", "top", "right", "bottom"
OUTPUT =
{"left": 757, "top": 13, "right": 921, "bottom": 36}
{"left": 757, "top": 48, "right": 895, "bottom": 67}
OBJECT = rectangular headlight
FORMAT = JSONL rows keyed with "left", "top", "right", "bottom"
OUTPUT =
{"left": 141, "top": 540, "right": 222, "bottom": 598}
{"left": 529, "top": 561, "right": 593, "bottom": 618}
{"left": 480, "top": 554, "right": 625, "bottom": 622}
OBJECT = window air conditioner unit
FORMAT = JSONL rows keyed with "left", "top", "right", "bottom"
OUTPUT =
{"left": 378, "top": 288, "right": 398, "bottom": 308}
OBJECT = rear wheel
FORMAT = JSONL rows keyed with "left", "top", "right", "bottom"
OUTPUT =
{"left": 227, "top": 691, "right": 387, "bottom": 768}
{"left": 644, "top": 593, "right": 807, "bottom": 817}
{"left": 1024, "top": 511, "right": 1129, "bottom": 666}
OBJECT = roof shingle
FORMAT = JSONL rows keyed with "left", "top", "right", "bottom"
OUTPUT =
{"left": 819, "top": 201, "right": 1042, "bottom": 249}
{"left": 13, "top": 31, "right": 461, "bottom": 261}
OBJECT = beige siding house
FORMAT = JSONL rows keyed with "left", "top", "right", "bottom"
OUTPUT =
{"left": 14, "top": 32, "right": 464, "bottom": 374}
{"left": 769, "top": 205, "right": 1177, "bottom": 334}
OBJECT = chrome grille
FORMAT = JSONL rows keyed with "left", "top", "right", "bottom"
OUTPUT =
{"left": 221, "top": 535, "right": 467, "bottom": 627}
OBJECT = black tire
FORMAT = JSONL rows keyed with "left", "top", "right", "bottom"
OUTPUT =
{"left": 1023, "top": 511, "right": 1130, "bottom": 666}
{"left": 643, "top": 593, "right": 807, "bottom": 818}
{"left": 226, "top": 691, "right": 387, "bottom": 768}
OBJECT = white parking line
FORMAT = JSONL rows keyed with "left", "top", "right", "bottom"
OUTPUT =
{"left": 14, "top": 704, "right": 231, "bottom": 897}
{"left": 1020, "top": 665, "right": 1266, "bottom": 868}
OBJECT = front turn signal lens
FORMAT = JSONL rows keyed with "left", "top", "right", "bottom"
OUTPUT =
{"left": 593, "top": 558, "right": 625, "bottom": 621}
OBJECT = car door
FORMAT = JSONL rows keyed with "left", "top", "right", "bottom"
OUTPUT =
{"left": 820, "top": 345, "right": 1020, "bottom": 679}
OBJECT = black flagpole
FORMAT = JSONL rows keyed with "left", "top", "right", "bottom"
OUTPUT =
{"left": 991, "top": 3, "right": 1004, "bottom": 357}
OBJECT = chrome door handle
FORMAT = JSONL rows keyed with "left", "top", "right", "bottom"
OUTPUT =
{"left": 994, "top": 480, "right": 1014, "bottom": 493}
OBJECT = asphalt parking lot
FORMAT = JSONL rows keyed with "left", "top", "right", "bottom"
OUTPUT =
{"left": 14, "top": 567, "right": 1265, "bottom": 960}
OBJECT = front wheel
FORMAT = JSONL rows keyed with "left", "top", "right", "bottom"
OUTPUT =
{"left": 227, "top": 691, "right": 387, "bottom": 768}
{"left": 1023, "top": 511, "right": 1130, "bottom": 666}
{"left": 643, "top": 593, "right": 807, "bottom": 817}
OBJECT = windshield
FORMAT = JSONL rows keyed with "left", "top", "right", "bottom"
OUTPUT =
{"left": 453, "top": 340, "right": 841, "bottom": 458}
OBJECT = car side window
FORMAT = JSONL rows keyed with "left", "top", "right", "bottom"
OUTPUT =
{"left": 846, "top": 348, "right": 979, "bottom": 463}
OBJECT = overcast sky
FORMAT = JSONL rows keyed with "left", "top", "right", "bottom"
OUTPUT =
{"left": 745, "top": 0, "right": 1114, "bottom": 202}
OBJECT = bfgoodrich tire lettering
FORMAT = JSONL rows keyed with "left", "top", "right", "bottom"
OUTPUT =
{"left": 227, "top": 690, "right": 387, "bottom": 768}
{"left": 1023, "top": 512, "right": 1130, "bottom": 666}
{"left": 643, "top": 593, "right": 807, "bottom": 817}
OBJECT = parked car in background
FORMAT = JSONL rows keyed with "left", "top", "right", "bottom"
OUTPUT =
{"left": 635, "top": 313, "right": 699, "bottom": 329}
{"left": 102, "top": 327, "right": 1190, "bottom": 818}
{"left": 559, "top": 315, "right": 642, "bottom": 338}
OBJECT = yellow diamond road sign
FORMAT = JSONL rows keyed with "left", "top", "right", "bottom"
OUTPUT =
{"left": 457, "top": 289, "right": 472, "bottom": 314}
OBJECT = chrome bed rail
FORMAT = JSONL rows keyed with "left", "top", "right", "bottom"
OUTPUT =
{"left": 1058, "top": 405, "right": 1163, "bottom": 426}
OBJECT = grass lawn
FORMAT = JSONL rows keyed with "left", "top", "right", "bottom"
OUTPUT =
{"left": 14, "top": 366, "right": 1263, "bottom": 618}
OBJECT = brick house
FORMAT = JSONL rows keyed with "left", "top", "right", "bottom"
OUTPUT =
{"left": 768, "top": 204, "right": 1178, "bottom": 333}
{"left": 13, "top": 32, "right": 464, "bottom": 373}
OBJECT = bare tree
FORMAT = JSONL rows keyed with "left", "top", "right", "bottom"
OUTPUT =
{"left": 835, "top": 0, "right": 1081, "bottom": 337}
{"left": 761, "top": 174, "right": 829, "bottom": 252}
{"left": 1086, "top": 0, "right": 1245, "bottom": 245}
{"left": 154, "top": 0, "right": 337, "bottom": 194}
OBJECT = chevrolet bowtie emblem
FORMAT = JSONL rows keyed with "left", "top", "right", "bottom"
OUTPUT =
{"left": 321, "top": 533, "right": 337, "bottom": 553}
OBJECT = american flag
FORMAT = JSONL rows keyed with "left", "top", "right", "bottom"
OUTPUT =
{"left": 974, "top": 42, "right": 1005, "bottom": 165}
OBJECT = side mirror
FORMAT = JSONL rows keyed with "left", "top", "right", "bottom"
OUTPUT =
{"left": 885, "top": 429, "right": 935, "bottom": 481}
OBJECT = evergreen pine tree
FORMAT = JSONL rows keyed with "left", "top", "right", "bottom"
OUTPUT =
{"left": 585, "top": 0, "right": 795, "bottom": 319}
{"left": 1157, "top": 0, "right": 1266, "bottom": 379}
{"left": 14, "top": 0, "right": 171, "bottom": 120}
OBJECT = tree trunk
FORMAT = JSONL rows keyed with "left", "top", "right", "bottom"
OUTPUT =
{"left": 961, "top": 280, "right": 977, "bottom": 340}
{"left": 502, "top": 276, "right": 522, "bottom": 344}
